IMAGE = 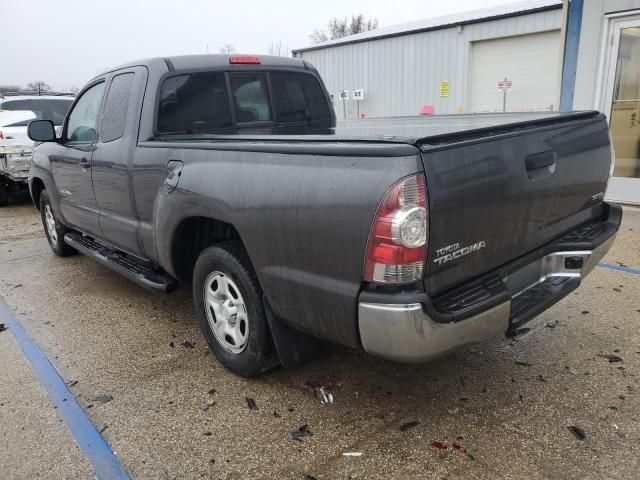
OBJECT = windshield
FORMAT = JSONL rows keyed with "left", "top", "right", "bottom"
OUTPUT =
{"left": 0, "top": 98, "right": 74, "bottom": 126}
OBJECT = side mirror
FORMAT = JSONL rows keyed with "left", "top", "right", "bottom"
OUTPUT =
{"left": 28, "top": 120, "right": 57, "bottom": 142}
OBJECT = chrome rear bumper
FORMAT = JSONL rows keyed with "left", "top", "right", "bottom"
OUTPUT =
{"left": 358, "top": 227, "right": 617, "bottom": 363}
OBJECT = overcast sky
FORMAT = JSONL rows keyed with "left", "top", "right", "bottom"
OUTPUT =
{"left": 2, "top": 0, "right": 522, "bottom": 91}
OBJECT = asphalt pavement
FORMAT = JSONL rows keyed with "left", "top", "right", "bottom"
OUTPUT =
{"left": 1, "top": 200, "right": 638, "bottom": 480}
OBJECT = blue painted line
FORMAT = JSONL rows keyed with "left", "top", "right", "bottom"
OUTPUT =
{"left": 597, "top": 262, "right": 640, "bottom": 276}
{"left": 0, "top": 303, "right": 131, "bottom": 480}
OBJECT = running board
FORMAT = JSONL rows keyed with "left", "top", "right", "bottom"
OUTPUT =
{"left": 64, "top": 233, "right": 178, "bottom": 293}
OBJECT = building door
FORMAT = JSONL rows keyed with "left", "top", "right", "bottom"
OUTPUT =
{"left": 603, "top": 17, "right": 640, "bottom": 205}
{"left": 469, "top": 30, "right": 561, "bottom": 113}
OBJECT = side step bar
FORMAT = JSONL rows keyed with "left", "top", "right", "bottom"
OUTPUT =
{"left": 64, "top": 233, "right": 178, "bottom": 293}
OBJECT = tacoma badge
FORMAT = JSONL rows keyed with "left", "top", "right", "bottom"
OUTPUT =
{"left": 434, "top": 241, "right": 487, "bottom": 266}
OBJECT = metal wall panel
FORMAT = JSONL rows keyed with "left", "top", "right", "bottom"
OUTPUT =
{"left": 299, "top": 9, "right": 562, "bottom": 117}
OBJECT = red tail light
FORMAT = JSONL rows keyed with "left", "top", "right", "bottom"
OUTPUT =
{"left": 229, "top": 56, "right": 261, "bottom": 64}
{"left": 364, "top": 173, "right": 428, "bottom": 284}
{"left": 0, "top": 130, "right": 4, "bottom": 140}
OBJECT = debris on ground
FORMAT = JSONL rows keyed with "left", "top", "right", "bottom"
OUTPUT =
{"left": 342, "top": 452, "right": 363, "bottom": 457}
{"left": 169, "top": 342, "right": 175, "bottom": 348}
{"left": 245, "top": 397, "right": 258, "bottom": 410}
{"left": 98, "top": 425, "right": 108, "bottom": 434}
{"left": 0, "top": 324, "right": 6, "bottom": 333}
{"left": 581, "top": 310, "right": 589, "bottom": 315}
{"left": 181, "top": 340, "right": 195, "bottom": 349}
{"left": 303, "top": 475, "right": 317, "bottom": 480}
{"left": 92, "top": 395, "right": 113, "bottom": 404}
{"left": 612, "top": 424, "right": 626, "bottom": 439}
{"left": 545, "top": 320, "right": 558, "bottom": 329}
{"left": 208, "top": 388, "right": 216, "bottom": 395}
{"left": 568, "top": 425, "right": 587, "bottom": 441}
{"left": 430, "top": 441, "right": 448, "bottom": 450}
{"left": 515, "top": 361, "right": 532, "bottom": 367}
{"left": 598, "top": 353, "right": 623, "bottom": 363}
{"left": 318, "top": 387, "right": 334, "bottom": 405}
{"left": 400, "top": 420, "right": 419, "bottom": 432}
{"left": 290, "top": 424, "right": 313, "bottom": 441}
{"left": 67, "top": 380, "right": 78, "bottom": 387}
{"left": 206, "top": 399, "right": 216, "bottom": 407}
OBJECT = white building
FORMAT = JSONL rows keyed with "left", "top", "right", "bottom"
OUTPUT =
{"left": 293, "top": 1, "right": 564, "bottom": 118}
{"left": 293, "top": 0, "right": 640, "bottom": 204}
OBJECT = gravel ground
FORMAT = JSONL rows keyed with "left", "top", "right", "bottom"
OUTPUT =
{"left": 0, "top": 200, "right": 638, "bottom": 480}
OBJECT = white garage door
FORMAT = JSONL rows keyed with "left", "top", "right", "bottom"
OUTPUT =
{"left": 469, "top": 30, "right": 561, "bottom": 113}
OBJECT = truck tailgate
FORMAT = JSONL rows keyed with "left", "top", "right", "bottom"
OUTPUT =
{"left": 419, "top": 112, "right": 612, "bottom": 295}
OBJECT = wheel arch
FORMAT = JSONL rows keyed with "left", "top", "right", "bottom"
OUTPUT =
{"left": 30, "top": 177, "right": 46, "bottom": 210}
{"left": 170, "top": 216, "right": 245, "bottom": 282}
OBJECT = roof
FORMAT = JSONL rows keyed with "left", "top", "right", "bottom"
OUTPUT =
{"left": 104, "top": 54, "right": 307, "bottom": 76}
{"left": 292, "top": 0, "right": 563, "bottom": 54}
{"left": 0, "top": 110, "right": 37, "bottom": 127}
{"left": 0, "top": 95, "right": 75, "bottom": 102}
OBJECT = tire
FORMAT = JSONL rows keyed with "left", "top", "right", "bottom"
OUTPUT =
{"left": 39, "top": 189, "right": 77, "bottom": 257}
{"left": 0, "top": 178, "right": 12, "bottom": 206}
{"left": 193, "top": 241, "right": 279, "bottom": 377}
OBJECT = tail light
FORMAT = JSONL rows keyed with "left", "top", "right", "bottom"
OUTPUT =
{"left": 0, "top": 130, "right": 4, "bottom": 140}
{"left": 364, "top": 173, "right": 428, "bottom": 284}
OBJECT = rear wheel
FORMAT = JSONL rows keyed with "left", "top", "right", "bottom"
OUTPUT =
{"left": 39, "top": 189, "right": 77, "bottom": 256}
{"left": 193, "top": 242, "right": 278, "bottom": 377}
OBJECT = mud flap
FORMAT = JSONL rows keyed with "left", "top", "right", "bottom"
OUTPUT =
{"left": 264, "top": 299, "right": 324, "bottom": 369}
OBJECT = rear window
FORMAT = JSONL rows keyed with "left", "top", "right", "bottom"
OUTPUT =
{"left": 229, "top": 73, "right": 271, "bottom": 123}
{"left": 157, "top": 72, "right": 232, "bottom": 134}
{"left": 156, "top": 69, "right": 332, "bottom": 134}
{"left": 0, "top": 98, "right": 73, "bottom": 126}
{"left": 271, "top": 72, "right": 332, "bottom": 123}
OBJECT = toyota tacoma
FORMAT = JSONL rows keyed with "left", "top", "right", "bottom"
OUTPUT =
{"left": 27, "top": 54, "right": 621, "bottom": 376}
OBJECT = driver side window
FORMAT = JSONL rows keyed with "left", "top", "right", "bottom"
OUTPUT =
{"left": 66, "top": 82, "right": 106, "bottom": 143}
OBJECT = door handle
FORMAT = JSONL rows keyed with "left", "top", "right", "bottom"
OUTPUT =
{"left": 79, "top": 157, "right": 90, "bottom": 169}
{"left": 164, "top": 160, "right": 183, "bottom": 194}
{"left": 525, "top": 151, "right": 556, "bottom": 180}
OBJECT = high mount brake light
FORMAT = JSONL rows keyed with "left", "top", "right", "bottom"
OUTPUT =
{"left": 229, "top": 56, "right": 261, "bottom": 64}
{"left": 364, "top": 173, "right": 428, "bottom": 284}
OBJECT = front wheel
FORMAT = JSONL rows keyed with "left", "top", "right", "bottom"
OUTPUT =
{"left": 193, "top": 242, "right": 278, "bottom": 377}
{"left": 39, "top": 189, "right": 77, "bottom": 257}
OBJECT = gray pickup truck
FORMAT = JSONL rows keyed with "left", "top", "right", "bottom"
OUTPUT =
{"left": 27, "top": 54, "right": 621, "bottom": 376}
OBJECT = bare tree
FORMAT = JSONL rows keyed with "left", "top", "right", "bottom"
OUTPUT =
{"left": 310, "top": 14, "right": 378, "bottom": 44}
{"left": 268, "top": 40, "right": 289, "bottom": 56}
{"left": 69, "top": 86, "right": 80, "bottom": 95}
{"left": 219, "top": 44, "right": 236, "bottom": 54}
{"left": 309, "top": 29, "right": 328, "bottom": 44}
{"left": 27, "top": 80, "right": 51, "bottom": 94}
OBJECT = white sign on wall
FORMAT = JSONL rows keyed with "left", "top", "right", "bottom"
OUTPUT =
{"left": 352, "top": 89, "right": 364, "bottom": 101}
{"left": 338, "top": 90, "right": 349, "bottom": 100}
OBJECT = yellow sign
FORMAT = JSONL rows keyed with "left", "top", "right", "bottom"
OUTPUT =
{"left": 439, "top": 81, "right": 450, "bottom": 97}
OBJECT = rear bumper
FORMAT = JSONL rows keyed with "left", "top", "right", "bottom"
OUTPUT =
{"left": 358, "top": 204, "right": 621, "bottom": 363}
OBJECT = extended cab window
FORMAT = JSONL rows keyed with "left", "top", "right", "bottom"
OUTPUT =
{"left": 271, "top": 72, "right": 332, "bottom": 123}
{"left": 229, "top": 74, "right": 272, "bottom": 123}
{"left": 66, "top": 82, "right": 106, "bottom": 143}
{"left": 157, "top": 72, "right": 232, "bottom": 134}
{"left": 100, "top": 73, "right": 134, "bottom": 142}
